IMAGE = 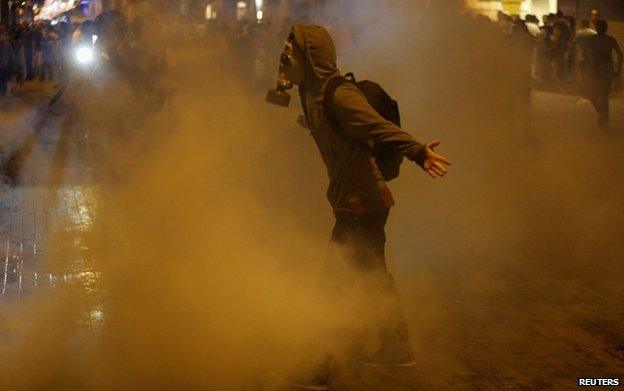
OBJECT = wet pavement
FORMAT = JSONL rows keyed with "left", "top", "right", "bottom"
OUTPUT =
{"left": 0, "top": 82, "right": 103, "bottom": 331}
{"left": 0, "top": 82, "right": 623, "bottom": 390}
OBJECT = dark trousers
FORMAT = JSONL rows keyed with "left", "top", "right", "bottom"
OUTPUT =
{"left": 0, "top": 71, "right": 7, "bottom": 96}
{"left": 589, "top": 77, "right": 612, "bottom": 124}
{"left": 24, "top": 49, "right": 34, "bottom": 80}
{"left": 553, "top": 49, "right": 567, "bottom": 80}
{"left": 40, "top": 60, "right": 54, "bottom": 81}
{"left": 321, "top": 211, "right": 413, "bottom": 359}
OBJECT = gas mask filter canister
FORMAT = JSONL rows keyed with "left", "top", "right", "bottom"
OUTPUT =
{"left": 266, "top": 38, "right": 297, "bottom": 107}
{"left": 265, "top": 79, "right": 293, "bottom": 107}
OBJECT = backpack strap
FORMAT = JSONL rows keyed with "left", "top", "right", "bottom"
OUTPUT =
{"left": 298, "top": 85, "right": 309, "bottom": 126}
{"left": 322, "top": 73, "right": 377, "bottom": 152}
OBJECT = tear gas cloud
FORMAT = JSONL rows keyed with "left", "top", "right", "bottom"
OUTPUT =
{"left": 1, "top": 0, "right": 623, "bottom": 388}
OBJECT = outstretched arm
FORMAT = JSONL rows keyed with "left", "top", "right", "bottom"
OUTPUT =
{"left": 333, "top": 83, "right": 451, "bottom": 177}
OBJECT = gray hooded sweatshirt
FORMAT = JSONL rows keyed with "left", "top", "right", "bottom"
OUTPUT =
{"left": 292, "top": 25, "right": 426, "bottom": 213}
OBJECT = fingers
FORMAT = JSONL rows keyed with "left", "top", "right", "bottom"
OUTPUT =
{"left": 426, "top": 140, "right": 440, "bottom": 149}
{"left": 424, "top": 160, "right": 448, "bottom": 179}
{"left": 433, "top": 161, "right": 447, "bottom": 175}
{"left": 426, "top": 141, "right": 452, "bottom": 166}
{"left": 433, "top": 152, "right": 452, "bottom": 166}
{"left": 423, "top": 140, "right": 452, "bottom": 179}
{"left": 433, "top": 162, "right": 448, "bottom": 174}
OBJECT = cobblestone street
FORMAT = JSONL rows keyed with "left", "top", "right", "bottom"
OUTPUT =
{"left": 1, "top": 83, "right": 623, "bottom": 390}
{"left": 0, "top": 82, "right": 102, "bottom": 330}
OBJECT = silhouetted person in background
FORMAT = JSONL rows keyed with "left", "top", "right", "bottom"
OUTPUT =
{"left": 31, "top": 23, "right": 43, "bottom": 80}
{"left": 24, "top": 23, "right": 35, "bottom": 80}
{"left": 0, "top": 27, "right": 11, "bottom": 97}
{"left": 508, "top": 18, "right": 535, "bottom": 137}
{"left": 589, "top": 9, "right": 600, "bottom": 31}
{"left": 539, "top": 14, "right": 555, "bottom": 82}
{"left": 587, "top": 20, "right": 622, "bottom": 127}
{"left": 525, "top": 15, "right": 540, "bottom": 38}
{"left": 10, "top": 23, "right": 28, "bottom": 93}
{"left": 40, "top": 26, "right": 57, "bottom": 82}
{"left": 57, "top": 22, "right": 72, "bottom": 84}
{"left": 574, "top": 19, "right": 596, "bottom": 100}
{"left": 552, "top": 11, "right": 571, "bottom": 81}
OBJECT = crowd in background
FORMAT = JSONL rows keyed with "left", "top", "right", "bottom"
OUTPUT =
{"left": 498, "top": 8, "right": 622, "bottom": 89}
{"left": 0, "top": 21, "right": 73, "bottom": 98}
{"left": 1, "top": 5, "right": 622, "bottom": 125}
{"left": 499, "top": 7, "right": 622, "bottom": 127}
{"left": 0, "top": 14, "right": 277, "bottom": 102}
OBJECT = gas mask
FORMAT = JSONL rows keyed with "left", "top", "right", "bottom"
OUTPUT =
{"left": 266, "top": 36, "right": 300, "bottom": 107}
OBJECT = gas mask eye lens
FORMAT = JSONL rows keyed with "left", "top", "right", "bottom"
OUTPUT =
{"left": 280, "top": 52, "right": 293, "bottom": 70}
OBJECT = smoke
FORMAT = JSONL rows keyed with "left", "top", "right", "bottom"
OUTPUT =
{"left": 1, "top": 8, "right": 380, "bottom": 388}
{"left": 1, "top": 0, "right": 623, "bottom": 389}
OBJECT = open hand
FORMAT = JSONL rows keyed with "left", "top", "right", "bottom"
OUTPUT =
{"left": 422, "top": 141, "right": 451, "bottom": 179}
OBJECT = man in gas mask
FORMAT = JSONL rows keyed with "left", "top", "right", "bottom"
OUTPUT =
{"left": 267, "top": 25, "right": 451, "bottom": 384}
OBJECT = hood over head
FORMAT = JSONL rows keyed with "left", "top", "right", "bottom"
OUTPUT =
{"left": 291, "top": 25, "right": 339, "bottom": 92}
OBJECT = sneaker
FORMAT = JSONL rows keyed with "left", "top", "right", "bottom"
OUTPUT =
{"left": 360, "top": 346, "right": 417, "bottom": 368}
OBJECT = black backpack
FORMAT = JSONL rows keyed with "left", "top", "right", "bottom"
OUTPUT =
{"left": 323, "top": 73, "right": 403, "bottom": 181}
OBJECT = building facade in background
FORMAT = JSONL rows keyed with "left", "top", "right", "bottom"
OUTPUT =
{"left": 466, "top": 0, "right": 557, "bottom": 19}
{"left": 465, "top": 0, "right": 623, "bottom": 24}
{"left": 104, "top": 0, "right": 322, "bottom": 24}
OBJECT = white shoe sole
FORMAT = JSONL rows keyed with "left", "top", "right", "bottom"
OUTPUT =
{"left": 361, "top": 359, "right": 417, "bottom": 368}
{"left": 268, "top": 371, "right": 330, "bottom": 390}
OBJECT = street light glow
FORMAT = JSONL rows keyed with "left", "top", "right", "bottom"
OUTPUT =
{"left": 75, "top": 46, "right": 95, "bottom": 65}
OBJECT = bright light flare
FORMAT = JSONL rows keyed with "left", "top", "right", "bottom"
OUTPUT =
{"left": 75, "top": 46, "right": 95, "bottom": 65}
